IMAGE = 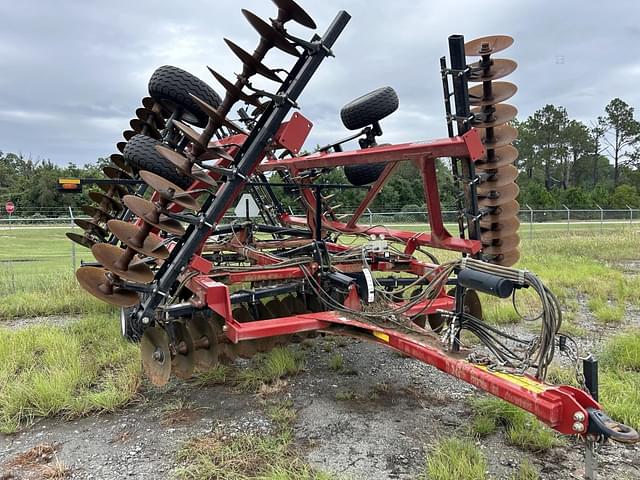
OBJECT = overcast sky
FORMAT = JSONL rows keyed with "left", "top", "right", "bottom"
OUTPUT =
{"left": 0, "top": 0, "right": 638, "bottom": 166}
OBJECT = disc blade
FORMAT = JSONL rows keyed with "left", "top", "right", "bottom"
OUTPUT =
{"left": 103, "top": 166, "right": 133, "bottom": 181}
{"left": 88, "top": 190, "right": 122, "bottom": 211}
{"left": 172, "top": 322, "right": 195, "bottom": 379}
{"left": 98, "top": 182, "right": 128, "bottom": 198}
{"left": 141, "top": 326, "right": 172, "bottom": 386}
{"left": 479, "top": 164, "right": 519, "bottom": 189}
{"left": 66, "top": 232, "right": 96, "bottom": 249}
{"left": 76, "top": 266, "right": 139, "bottom": 307}
{"left": 232, "top": 307, "right": 259, "bottom": 358}
{"left": 478, "top": 125, "right": 518, "bottom": 150}
{"left": 123, "top": 130, "right": 137, "bottom": 141}
{"left": 241, "top": 9, "right": 300, "bottom": 57}
{"left": 136, "top": 107, "right": 165, "bottom": 129}
{"left": 488, "top": 248, "right": 520, "bottom": 267}
{"left": 480, "top": 215, "right": 520, "bottom": 235}
{"left": 81, "top": 204, "right": 114, "bottom": 222}
{"left": 468, "top": 59, "right": 517, "bottom": 82}
{"left": 123, "top": 195, "right": 185, "bottom": 236}
{"left": 110, "top": 153, "right": 132, "bottom": 173}
{"left": 468, "top": 81, "right": 517, "bottom": 106}
{"left": 465, "top": 35, "right": 514, "bottom": 56}
{"left": 265, "top": 298, "right": 289, "bottom": 317}
{"left": 471, "top": 104, "right": 518, "bottom": 128}
{"left": 141, "top": 97, "right": 156, "bottom": 110}
{"left": 107, "top": 220, "right": 170, "bottom": 259}
{"left": 224, "top": 38, "right": 282, "bottom": 82}
{"left": 130, "top": 118, "right": 162, "bottom": 140}
{"left": 200, "top": 145, "right": 235, "bottom": 163}
{"left": 74, "top": 218, "right": 108, "bottom": 238}
{"left": 189, "top": 94, "right": 249, "bottom": 135}
{"left": 91, "top": 243, "right": 154, "bottom": 283}
{"left": 116, "top": 141, "right": 127, "bottom": 153}
{"left": 272, "top": 0, "right": 317, "bottom": 28}
{"left": 186, "top": 317, "right": 220, "bottom": 370}
{"left": 139, "top": 169, "right": 200, "bottom": 210}
{"left": 172, "top": 120, "right": 202, "bottom": 145}
{"left": 476, "top": 145, "right": 519, "bottom": 170}
{"left": 482, "top": 233, "right": 520, "bottom": 254}
{"left": 207, "top": 67, "right": 262, "bottom": 108}
{"left": 487, "top": 199, "right": 520, "bottom": 219}
{"left": 153, "top": 146, "right": 217, "bottom": 188}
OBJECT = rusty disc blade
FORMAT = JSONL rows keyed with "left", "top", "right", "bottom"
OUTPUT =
{"left": 98, "top": 182, "right": 128, "bottom": 198}
{"left": 130, "top": 118, "right": 162, "bottom": 140}
{"left": 172, "top": 120, "right": 203, "bottom": 145}
{"left": 76, "top": 266, "right": 140, "bottom": 307}
{"left": 189, "top": 94, "right": 249, "bottom": 135}
{"left": 265, "top": 298, "right": 289, "bottom": 317}
{"left": 88, "top": 190, "right": 123, "bottom": 211}
{"left": 110, "top": 153, "right": 132, "bottom": 173}
{"left": 116, "top": 141, "right": 127, "bottom": 153}
{"left": 123, "top": 195, "right": 185, "bottom": 236}
{"left": 232, "top": 307, "right": 259, "bottom": 358}
{"left": 141, "top": 326, "right": 172, "bottom": 386}
{"left": 477, "top": 182, "right": 519, "bottom": 207}
{"left": 139, "top": 169, "right": 199, "bottom": 210}
{"left": 141, "top": 97, "right": 156, "bottom": 110}
{"left": 454, "top": 288, "right": 483, "bottom": 320}
{"left": 224, "top": 38, "right": 282, "bottom": 82}
{"left": 482, "top": 233, "right": 520, "bottom": 253}
{"left": 172, "top": 322, "right": 195, "bottom": 379}
{"left": 186, "top": 317, "right": 220, "bottom": 370}
{"left": 200, "top": 145, "right": 235, "bottom": 163}
{"left": 256, "top": 302, "right": 275, "bottom": 319}
{"left": 468, "top": 81, "right": 517, "bottom": 106}
{"left": 103, "top": 166, "right": 133, "bottom": 181}
{"left": 81, "top": 204, "right": 114, "bottom": 222}
{"left": 242, "top": 9, "right": 300, "bottom": 56}
{"left": 488, "top": 199, "right": 519, "bottom": 218}
{"left": 489, "top": 248, "right": 520, "bottom": 267}
{"left": 74, "top": 218, "right": 108, "bottom": 238}
{"left": 107, "top": 220, "right": 170, "bottom": 259}
{"left": 154, "top": 146, "right": 216, "bottom": 188}
{"left": 472, "top": 104, "right": 518, "bottom": 128}
{"left": 66, "top": 232, "right": 96, "bottom": 249}
{"left": 480, "top": 215, "right": 520, "bottom": 234}
{"left": 468, "top": 59, "right": 518, "bottom": 82}
{"left": 136, "top": 107, "right": 165, "bottom": 128}
{"left": 479, "top": 164, "right": 519, "bottom": 189}
{"left": 291, "top": 295, "right": 310, "bottom": 314}
{"left": 207, "top": 67, "right": 262, "bottom": 108}
{"left": 465, "top": 35, "right": 514, "bottom": 56}
{"left": 91, "top": 243, "right": 154, "bottom": 283}
{"left": 476, "top": 145, "right": 519, "bottom": 170}
{"left": 306, "top": 295, "right": 323, "bottom": 313}
{"left": 478, "top": 125, "right": 518, "bottom": 150}
{"left": 123, "top": 130, "right": 137, "bottom": 141}
{"left": 272, "top": 0, "right": 316, "bottom": 28}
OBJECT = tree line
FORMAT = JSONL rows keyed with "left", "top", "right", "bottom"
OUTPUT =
{"left": 0, "top": 98, "right": 639, "bottom": 216}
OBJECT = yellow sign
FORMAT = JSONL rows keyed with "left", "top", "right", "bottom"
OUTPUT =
{"left": 475, "top": 365, "right": 548, "bottom": 394}
{"left": 372, "top": 331, "right": 390, "bottom": 343}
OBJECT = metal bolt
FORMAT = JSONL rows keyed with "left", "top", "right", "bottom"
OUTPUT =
{"left": 142, "top": 317, "right": 150, "bottom": 325}
{"left": 572, "top": 422, "right": 585, "bottom": 432}
{"left": 573, "top": 411, "right": 586, "bottom": 422}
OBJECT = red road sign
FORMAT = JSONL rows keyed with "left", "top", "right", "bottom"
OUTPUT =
{"left": 5, "top": 201, "right": 15, "bottom": 214}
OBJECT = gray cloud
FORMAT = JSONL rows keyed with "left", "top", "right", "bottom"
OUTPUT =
{"left": 0, "top": 0, "right": 638, "bottom": 166}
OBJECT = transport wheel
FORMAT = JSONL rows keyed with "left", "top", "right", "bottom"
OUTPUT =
{"left": 344, "top": 163, "right": 386, "bottom": 186}
{"left": 123, "top": 134, "right": 192, "bottom": 189}
{"left": 340, "top": 86, "right": 399, "bottom": 131}
{"left": 148, "top": 65, "right": 222, "bottom": 128}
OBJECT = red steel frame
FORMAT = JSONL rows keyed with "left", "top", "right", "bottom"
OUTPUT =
{"left": 167, "top": 112, "right": 610, "bottom": 439}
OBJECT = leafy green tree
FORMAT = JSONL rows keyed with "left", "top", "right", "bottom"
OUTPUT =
{"left": 602, "top": 98, "right": 640, "bottom": 186}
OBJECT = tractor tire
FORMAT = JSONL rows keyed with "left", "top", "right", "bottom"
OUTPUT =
{"left": 340, "top": 86, "right": 399, "bottom": 131}
{"left": 148, "top": 65, "right": 222, "bottom": 128}
{"left": 344, "top": 163, "right": 386, "bottom": 186}
{"left": 123, "top": 134, "right": 192, "bottom": 189}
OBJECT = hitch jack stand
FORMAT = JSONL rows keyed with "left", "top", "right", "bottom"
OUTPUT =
{"left": 583, "top": 355, "right": 599, "bottom": 480}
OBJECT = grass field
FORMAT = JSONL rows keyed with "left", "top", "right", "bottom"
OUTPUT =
{"left": 1, "top": 225, "right": 639, "bottom": 452}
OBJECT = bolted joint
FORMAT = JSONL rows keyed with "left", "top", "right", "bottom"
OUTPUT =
{"left": 573, "top": 411, "right": 586, "bottom": 422}
{"left": 572, "top": 421, "right": 585, "bottom": 433}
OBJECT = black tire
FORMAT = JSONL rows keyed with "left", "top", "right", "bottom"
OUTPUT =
{"left": 123, "top": 134, "right": 192, "bottom": 189}
{"left": 148, "top": 65, "right": 221, "bottom": 128}
{"left": 120, "top": 307, "right": 144, "bottom": 343}
{"left": 344, "top": 163, "right": 386, "bottom": 186}
{"left": 340, "top": 86, "right": 399, "bottom": 131}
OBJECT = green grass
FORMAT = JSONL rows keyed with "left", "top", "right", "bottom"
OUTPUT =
{"left": 0, "top": 314, "right": 140, "bottom": 433}
{"left": 0, "top": 227, "right": 104, "bottom": 319}
{"left": 511, "top": 460, "right": 540, "bottom": 480}
{"left": 469, "top": 397, "right": 563, "bottom": 452}
{"left": 328, "top": 353, "right": 344, "bottom": 371}
{"left": 236, "top": 347, "right": 305, "bottom": 391}
{"left": 421, "top": 438, "right": 488, "bottom": 480}
{"left": 601, "top": 329, "right": 640, "bottom": 371}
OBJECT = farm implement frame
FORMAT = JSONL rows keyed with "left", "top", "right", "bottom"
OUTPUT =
{"left": 58, "top": 1, "right": 637, "bottom": 477}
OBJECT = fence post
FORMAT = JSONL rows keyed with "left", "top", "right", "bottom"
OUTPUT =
{"left": 366, "top": 208, "right": 373, "bottom": 227}
{"left": 595, "top": 204, "right": 603, "bottom": 233}
{"left": 69, "top": 206, "right": 76, "bottom": 270}
{"left": 562, "top": 204, "right": 570, "bottom": 233}
{"left": 525, "top": 204, "right": 533, "bottom": 241}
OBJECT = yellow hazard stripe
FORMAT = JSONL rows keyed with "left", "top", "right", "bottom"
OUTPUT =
{"left": 373, "top": 331, "right": 389, "bottom": 342}
{"left": 475, "top": 365, "right": 548, "bottom": 394}
{"left": 59, "top": 178, "right": 81, "bottom": 184}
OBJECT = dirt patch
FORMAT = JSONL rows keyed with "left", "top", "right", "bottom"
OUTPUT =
{"left": 1, "top": 443, "right": 71, "bottom": 479}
